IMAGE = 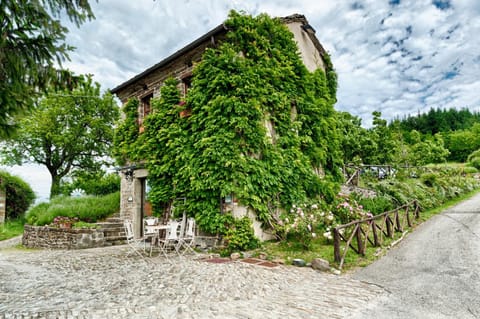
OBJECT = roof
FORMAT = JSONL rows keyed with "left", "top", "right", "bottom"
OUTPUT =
{"left": 111, "top": 14, "right": 326, "bottom": 95}
{"left": 111, "top": 23, "right": 227, "bottom": 94}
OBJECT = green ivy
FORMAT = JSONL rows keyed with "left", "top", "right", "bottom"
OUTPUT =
{"left": 114, "top": 11, "right": 342, "bottom": 235}
{"left": 113, "top": 98, "right": 140, "bottom": 165}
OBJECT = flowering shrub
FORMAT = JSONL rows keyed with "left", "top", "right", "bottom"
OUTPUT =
{"left": 276, "top": 203, "right": 337, "bottom": 250}
{"left": 51, "top": 216, "right": 79, "bottom": 228}
{"left": 332, "top": 196, "right": 371, "bottom": 224}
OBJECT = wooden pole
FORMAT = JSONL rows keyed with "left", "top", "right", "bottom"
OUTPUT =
{"left": 333, "top": 228, "right": 341, "bottom": 263}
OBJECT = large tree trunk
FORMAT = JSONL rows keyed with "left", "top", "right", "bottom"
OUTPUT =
{"left": 50, "top": 174, "right": 62, "bottom": 198}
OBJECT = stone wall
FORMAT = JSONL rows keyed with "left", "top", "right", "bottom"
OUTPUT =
{"left": 22, "top": 225, "right": 105, "bottom": 250}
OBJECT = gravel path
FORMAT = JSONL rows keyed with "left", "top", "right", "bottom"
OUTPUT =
{"left": 0, "top": 243, "right": 383, "bottom": 318}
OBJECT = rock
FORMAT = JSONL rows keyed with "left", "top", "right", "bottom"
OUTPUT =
{"left": 230, "top": 252, "right": 241, "bottom": 260}
{"left": 311, "top": 258, "right": 330, "bottom": 272}
{"left": 330, "top": 268, "right": 341, "bottom": 275}
{"left": 258, "top": 252, "right": 268, "bottom": 260}
{"left": 292, "top": 258, "right": 306, "bottom": 267}
{"left": 243, "top": 251, "right": 253, "bottom": 258}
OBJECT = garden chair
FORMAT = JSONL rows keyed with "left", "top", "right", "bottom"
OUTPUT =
{"left": 143, "top": 219, "right": 158, "bottom": 257}
{"left": 157, "top": 220, "right": 181, "bottom": 259}
{"left": 179, "top": 218, "right": 197, "bottom": 255}
{"left": 123, "top": 219, "right": 145, "bottom": 258}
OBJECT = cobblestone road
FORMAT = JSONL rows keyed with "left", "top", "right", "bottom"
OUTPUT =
{"left": 0, "top": 242, "right": 384, "bottom": 318}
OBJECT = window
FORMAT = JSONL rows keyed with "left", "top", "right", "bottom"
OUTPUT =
{"left": 141, "top": 93, "right": 153, "bottom": 118}
{"left": 181, "top": 76, "right": 192, "bottom": 98}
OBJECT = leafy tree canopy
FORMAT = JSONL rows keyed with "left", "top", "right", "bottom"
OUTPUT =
{"left": 0, "top": 0, "right": 94, "bottom": 138}
{"left": 1, "top": 75, "right": 119, "bottom": 198}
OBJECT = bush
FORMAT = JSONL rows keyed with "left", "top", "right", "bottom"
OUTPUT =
{"left": 357, "top": 196, "right": 394, "bottom": 215}
{"left": 25, "top": 192, "right": 120, "bottom": 226}
{"left": 223, "top": 216, "right": 259, "bottom": 254}
{"left": 0, "top": 171, "right": 35, "bottom": 220}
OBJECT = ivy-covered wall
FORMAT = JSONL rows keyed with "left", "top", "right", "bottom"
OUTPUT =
{"left": 114, "top": 11, "right": 342, "bottom": 235}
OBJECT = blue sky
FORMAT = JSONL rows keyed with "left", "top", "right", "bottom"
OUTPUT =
{"left": 4, "top": 0, "right": 480, "bottom": 202}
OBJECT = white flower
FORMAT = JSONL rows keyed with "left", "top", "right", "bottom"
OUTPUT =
{"left": 290, "top": 209, "right": 294, "bottom": 213}
{"left": 285, "top": 218, "right": 289, "bottom": 223}
{"left": 311, "top": 204, "right": 318, "bottom": 209}
{"left": 292, "top": 204, "right": 296, "bottom": 208}
{"left": 307, "top": 224, "right": 312, "bottom": 231}
{"left": 320, "top": 212, "right": 325, "bottom": 217}
{"left": 311, "top": 232, "right": 317, "bottom": 238}
{"left": 327, "top": 215, "right": 334, "bottom": 221}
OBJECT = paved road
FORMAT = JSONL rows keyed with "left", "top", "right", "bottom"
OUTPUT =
{"left": 353, "top": 193, "right": 480, "bottom": 319}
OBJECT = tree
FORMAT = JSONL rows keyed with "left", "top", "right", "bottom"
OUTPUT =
{"left": 1, "top": 75, "right": 119, "bottom": 198}
{"left": 0, "top": 0, "right": 94, "bottom": 138}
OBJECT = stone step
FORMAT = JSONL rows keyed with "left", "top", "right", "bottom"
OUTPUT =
{"left": 104, "top": 217, "right": 123, "bottom": 223}
{"left": 104, "top": 235, "right": 126, "bottom": 242}
{"left": 103, "top": 230, "right": 125, "bottom": 237}
{"left": 97, "top": 222, "right": 124, "bottom": 229}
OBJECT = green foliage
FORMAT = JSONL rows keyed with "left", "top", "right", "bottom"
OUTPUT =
{"left": 392, "top": 107, "right": 480, "bottom": 135}
{"left": 1, "top": 76, "right": 119, "bottom": 198}
{"left": 368, "top": 168, "right": 480, "bottom": 211}
{"left": 357, "top": 196, "right": 394, "bottom": 215}
{"left": 113, "top": 98, "right": 141, "bottom": 165}
{"left": 122, "top": 11, "right": 343, "bottom": 234}
{"left": 223, "top": 216, "right": 259, "bottom": 254}
{"left": 25, "top": 192, "right": 120, "bottom": 226}
{"left": 0, "top": 0, "right": 94, "bottom": 137}
{"left": 0, "top": 171, "right": 35, "bottom": 219}
{"left": 0, "top": 218, "right": 25, "bottom": 241}
{"left": 408, "top": 134, "right": 450, "bottom": 165}
{"left": 60, "top": 172, "right": 120, "bottom": 196}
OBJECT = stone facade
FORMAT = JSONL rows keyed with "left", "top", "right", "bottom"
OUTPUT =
{"left": 22, "top": 225, "right": 105, "bottom": 250}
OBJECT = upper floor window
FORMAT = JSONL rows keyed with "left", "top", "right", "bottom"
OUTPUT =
{"left": 181, "top": 76, "right": 192, "bottom": 98}
{"left": 141, "top": 93, "right": 153, "bottom": 118}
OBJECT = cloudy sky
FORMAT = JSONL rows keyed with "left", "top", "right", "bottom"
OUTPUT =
{"left": 62, "top": 0, "right": 480, "bottom": 124}
{"left": 4, "top": 0, "right": 480, "bottom": 202}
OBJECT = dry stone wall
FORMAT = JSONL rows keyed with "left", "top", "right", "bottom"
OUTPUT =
{"left": 22, "top": 225, "right": 105, "bottom": 249}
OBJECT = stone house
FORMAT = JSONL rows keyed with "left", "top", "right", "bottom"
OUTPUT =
{"left": 111, "top": 14, "right": 330, "bottom": 239}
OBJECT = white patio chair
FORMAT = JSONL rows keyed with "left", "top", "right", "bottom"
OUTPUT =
{"left": 158, "top": 220, "right": 181, "bottom": 258}
{"left": 123, "top": 219, "right": 145, "bottom": 258}
{"left": 179, "top": 218, "right": 197, "bottom": 255}
{"left": 143, "top": 219, "right": 158, "bottom": 257}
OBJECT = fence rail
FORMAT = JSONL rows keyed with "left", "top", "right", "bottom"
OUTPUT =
{"left": 333, "top": 201, "right": 420, "bottom": 269}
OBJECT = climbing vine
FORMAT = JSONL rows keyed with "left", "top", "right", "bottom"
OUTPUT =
{"left": 114, "top": 11, "right": 342, "bottom": 235}
{"left": 113, "top": 98, "right": 140, "bottom": 165}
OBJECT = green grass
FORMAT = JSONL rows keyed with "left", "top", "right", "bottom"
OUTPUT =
{"left": 25, "top": 192, "right": 120, "bottom": 226}
{"left": 0, "top": 219, "right": 24, "bottom": 241}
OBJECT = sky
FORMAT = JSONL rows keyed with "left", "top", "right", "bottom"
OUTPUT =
{"left": 3, "top": 0, "right": 480, "bottom": 203}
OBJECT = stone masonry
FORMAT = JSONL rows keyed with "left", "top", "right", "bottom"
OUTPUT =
{"left": 22, "top": 225, "right": 105, "bottom": 250}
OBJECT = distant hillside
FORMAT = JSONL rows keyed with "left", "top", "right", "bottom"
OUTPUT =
{"left": 391, "top": 107, "right": 480, "bottom": 135}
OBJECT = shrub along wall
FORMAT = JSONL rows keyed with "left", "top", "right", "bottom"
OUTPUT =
{"left": 22, "top": 225, "right": 105, "bottom": 249}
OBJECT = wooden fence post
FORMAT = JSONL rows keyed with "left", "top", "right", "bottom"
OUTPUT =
{"left": 356, "top": 225, "right": 365, "bottom": 255}
{"left": 333, "top": 228, "right": 341, "bottom": 263}
{"left": 371, "top": 220, "right": 379, "bottom": 246}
